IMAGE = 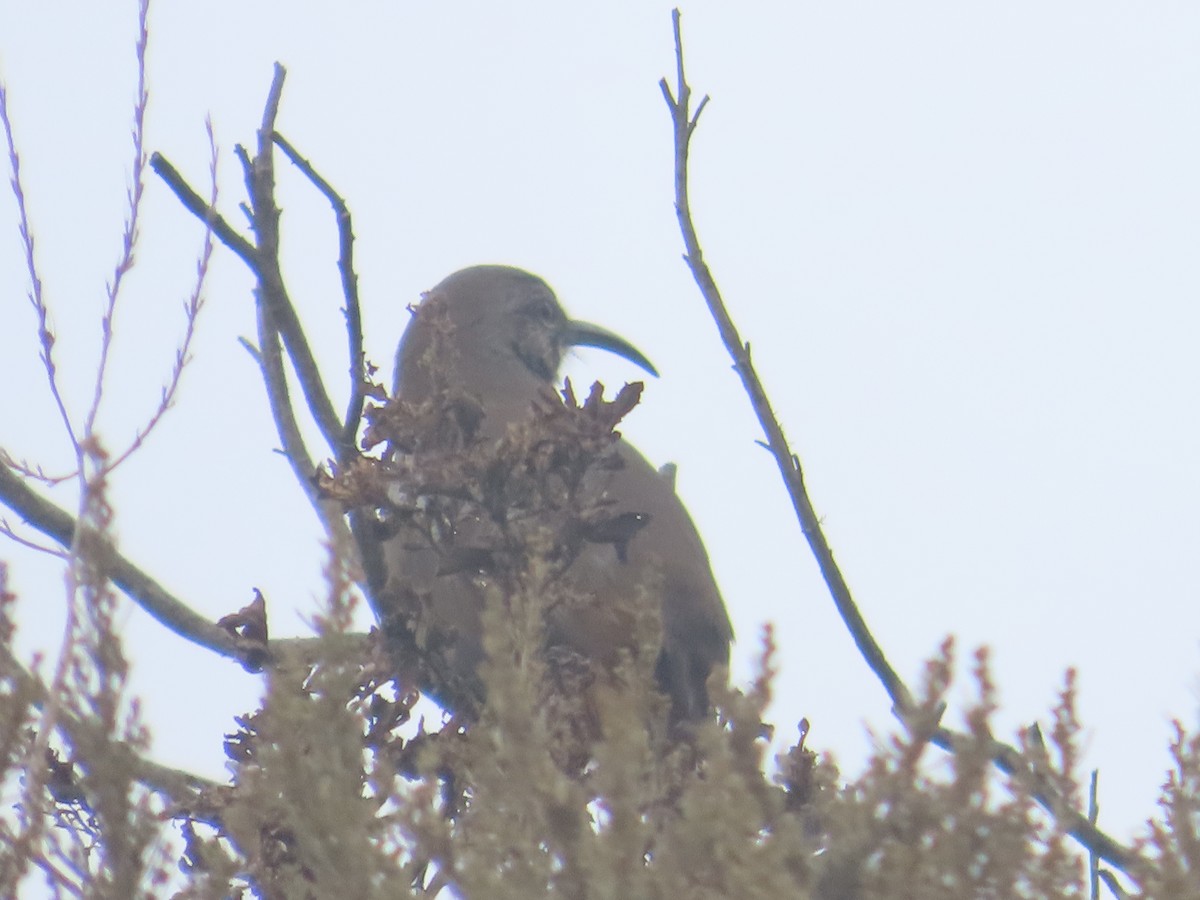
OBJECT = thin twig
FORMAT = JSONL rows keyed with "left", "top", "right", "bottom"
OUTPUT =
{"left": 149, "top": 152, "right": 257, "bottom": 270}
{"left": 272, "top": 131, "right": 366, "bottom": 463}
{"left": 659, "top": 6, "right": 1143, "bottom": 878}
{"left": 83, "top": 0, "right": 150, "bottom": 440}
{"left": 0, "top": 449, "right": 71, "bottom": 486}
{"left": 104, "top": 119, "right": 217, "bottom": 477}
{"left": 152, "top": 69, "right": 368, "bottom": 590}
{"left": 242, "top": 67, "right": 354, "bottom": 557}
{"left": 1090, "top": 769, "right": 1101, "bottom": 899}
{"left": 270, "top": 132, "right": 384, "bottom": 593}
{"left": 3, "top": 5, "right": 147, "bottom": 881}
{"left": 24, "top": 853, "right": 83, "bottom": 898}
{"left": 659, "top": 9, "right": 911, "bottom": 715}
{"left": 0, "top": 81, "right": 77, "bottom": 450}
{"left": 245, "top": 67, "right": 345, "bottom": 457}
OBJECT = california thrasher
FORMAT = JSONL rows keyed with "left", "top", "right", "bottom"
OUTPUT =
{"left": 382, "top": 265, "right": 732, "bottom": 722}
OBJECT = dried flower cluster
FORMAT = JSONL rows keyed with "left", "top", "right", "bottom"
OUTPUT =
{"left": 322, "top": 377, "right": 662, "bottom": 733}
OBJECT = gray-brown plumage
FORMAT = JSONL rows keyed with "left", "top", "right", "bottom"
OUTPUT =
{"left": 382, "top": 265, "right": 732, "bottom": 722}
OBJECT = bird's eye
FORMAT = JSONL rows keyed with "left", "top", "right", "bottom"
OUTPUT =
{"left": 531, "top": 299, "right": 556, "bottom": 322}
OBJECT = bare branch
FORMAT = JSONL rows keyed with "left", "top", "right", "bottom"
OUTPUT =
{"left": 4, "top": 4, "right": 157, "bottom": 875}
{"left": 0, "top": 458, "right": 366, "bottom": 674}
{"left": 272, "top": 131, "right": 366, "bottom": 464}
{"left": 153, "top": 68, "right": 359, "bottom": 572}
{"left": 0, "top": 462, "right": 252, "bottom": 665}
{"left": 104, "top": 119, "right": 218, "bottom": 477}
{"left": 660, "top": 6, "right": 1143, "bottom": 879}
{"left": 245, "top": 66, "right": 345, "bottom": 458}
{"left": 83, "top": 0, "right": 150, "bottom": 440}
{"left": 0, "top": 80, "right": 77, "bottom": 450}
{"left": 270, "top": 131, "right": 384, "bottom": 593}
{"left": 238, "top": 68, "right": 355, "bottom": 561}
{"left": 942, "top": 726, "right": 1144, "bottom": 873}
{"left": 0, "top": 517, "right": 65, "bottom": 557}
{"left": 1099, "top": 869, "right": 1129, "bottom": 899}
{"left": 660, "top": 8, "right": 912, "bottom": 718}
{"left": 149, "top": 151, "right": 257, "bottom": 269}
{"left": 0, "top": 448, "right": 76, "bottom": 487}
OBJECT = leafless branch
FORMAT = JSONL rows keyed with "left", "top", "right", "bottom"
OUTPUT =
{"left": 152, "top": 68, "right": 359, "bottom": 568}
{"left": 0, "top": 81, "right": 77, "bottom": 450}
{"left": 2, "top": 4, "right": 163, "bottom": 878}
{"left": 82, "top": 0, "right": 150, "bottom": 441}
{"left": 0, "top": 449, "right": 70, "bottom": 486}
{"left": 272, "top": 130, "right": 366, "bottom": 463}
{"left": 0, "top": 517, "right": 65, "bottom": 557}
{"left": 104, "top": 119, "right": 217, "bottom": 477}
{"left": 0, "top": 461, "right": 250, "bottom": 663}
{"left": 660, "top": 9, "right": 912, "bottom": 717}
{"left": 0, "top": 451, "right": 360, "bottom": 673}
{"left": 1099, "top": 868, "right": 1129, "bottom": 899}
{"left": 149, "top": 151, "right": 257, "bottom": 268}
{"left": 237, "top": 68, "right": 356, "bottom": 563}
{"left": 958, "top": 727, "right": 1143, "bottom": 873}
{"left": 660, "top": 6, "right": 1143, "bottom": 879}
{"left": 270, "top": 131, "right": 385, "bottom": 594}
{"left": 243, "top": 67, "right": 345, "bottom": 457}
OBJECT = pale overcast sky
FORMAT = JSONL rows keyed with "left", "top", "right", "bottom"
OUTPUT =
{"left": 2, "top": 1, "right": 1198, "bottom": 855}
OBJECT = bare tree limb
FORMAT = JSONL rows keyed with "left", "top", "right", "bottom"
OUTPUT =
{"left": 239, "top": 67, "right": 356, "bottom": 563}
{"left": 153, "top": 69, "right": 362, "bottom": 573}
{"left": 272, "top": 131, "right": 366, "bottom": 464}
{"left": 243, "top": 66, "right": 345, "bottom": 458}
{"left": 0, "top": 81, "right": 78, "bottom": 450}
{"left": 660, "top": 9, "right": 912, "bottom": 717}
{"left": 660, "top": 6, "right": 1144, "bottom": 878}
{"left": 149, "top": 152, "right": 257, "bottom": 270}
{"left": 83, "top": 3, "right": 150, "bottom": 442}
{"left": 155, "top": 70, "right": 386, "bottom": 600}
{"left": 0, "top": 462, "right": 250, "bottom": 664}
{"left": 270, "top": 131, "right": 385, "bottom": 595}
{"left": 0, "top": 516, "right": 65, "bottom": 557}
{"left": 0, "top": 63, "right": 368, "bottom": 676}
{"left": 1099, "top": 868, "right": 1129, "bottom": 899}
{"left": 0, "top": 455, "right": 368, "bottom": 676}
{"left": 103, "top": 119, "right": 217, "bottom": 478}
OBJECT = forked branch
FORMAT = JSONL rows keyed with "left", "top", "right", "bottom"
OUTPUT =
{"left": 151, "top": 66, "right": 378, "bottom": 589}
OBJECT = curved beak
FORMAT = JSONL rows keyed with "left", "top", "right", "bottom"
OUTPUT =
{"left": 562, "top": 319, "right": 659, "bottom": 378}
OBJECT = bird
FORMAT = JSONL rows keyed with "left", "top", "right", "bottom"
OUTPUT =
{"left": 380, "top": 265, "right": 732, "bottom": 725}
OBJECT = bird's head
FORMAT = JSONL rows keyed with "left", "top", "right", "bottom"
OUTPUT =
{"left": 396, "top": 266, "right": 657, "bottom": 414}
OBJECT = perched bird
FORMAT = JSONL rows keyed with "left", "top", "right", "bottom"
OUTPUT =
{"left": 382, "top": 265, "right": 732, "bottom": 723}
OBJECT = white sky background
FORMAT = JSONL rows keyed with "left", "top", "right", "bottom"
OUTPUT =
{"left": 1, "top": 0, "right": 1198, "bottom": 855}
